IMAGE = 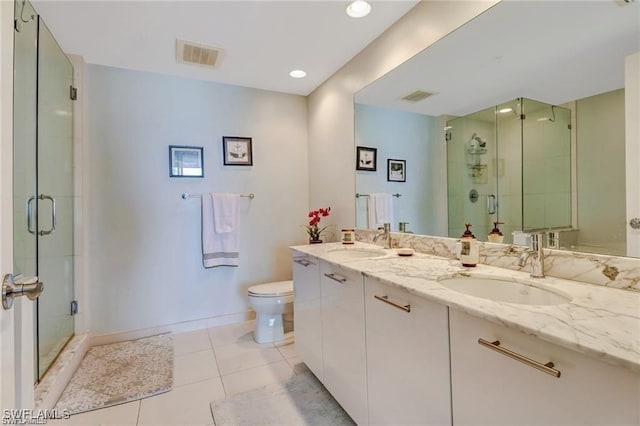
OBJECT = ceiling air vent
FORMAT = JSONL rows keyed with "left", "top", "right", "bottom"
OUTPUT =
{"left": 400, "top": 90, "right": 434, "bottom": 103}
{"left": 176, "top": 39, "right": 222, "bottom": 68}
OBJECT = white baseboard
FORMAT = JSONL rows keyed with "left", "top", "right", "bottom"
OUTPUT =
{"left": 89, "top": 311, "right": 255, "bottom": 347}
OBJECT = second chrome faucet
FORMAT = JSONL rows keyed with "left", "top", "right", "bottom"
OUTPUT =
{"left": 518, "top": 232, "right": 545, "bottom": 278}
{"left": 373, "top": 223, "right": 392, "bottom": 249}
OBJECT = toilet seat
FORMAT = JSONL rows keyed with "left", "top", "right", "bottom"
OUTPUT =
{"left": 248, "top": 280, "right": 293, "bottom": 298}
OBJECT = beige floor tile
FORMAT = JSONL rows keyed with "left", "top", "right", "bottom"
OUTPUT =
{"left": 214, "top": 340, "right": 283, "bottom": 375}
{"left": 273, "top": 332, "right": 294, "bottom": 347}
{"left": 137, "top": 378, "right": 224, "bottom": 426}
{"left": 221, "top": 360, "right": 294, "bottom": 396}
{"left": 284, "top": 354, "right": 311, "bottom": 375}
{"left": 275, "top": 340, "right": 298, "bottom": 360}
{"left": 207, "top": 321, "right": 255, "bottom": 347}
{"left": 174, "top": 349, "right": 220, "bottom": 387}
{"left": 47, "top": 400, "right": 140, "bottom": 425}
{"left": 173, "top": 329, "right": 212, "bottom": 356}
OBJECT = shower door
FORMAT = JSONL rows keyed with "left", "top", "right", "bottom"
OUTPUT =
{"left": 13, "top": 0, "right": 75, "bottom": 381}
{"left": 35, "top": 17, "right": 75, "bottom": 380}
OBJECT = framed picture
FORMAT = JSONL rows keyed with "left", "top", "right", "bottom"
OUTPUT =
{"left": 223, "top": 136, "right": 253, "bottom": 166}
{"left": 356, "top": 146, "right": 377, "bottom": 171}
{"left": 169, "top": 145, "right": 203, "bottom": 178}
{"left": 387, "top": 159, "right": 406, "bottom": 182}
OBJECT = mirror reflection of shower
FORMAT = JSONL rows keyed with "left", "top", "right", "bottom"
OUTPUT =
{"left": 446, "top": 97, "right": 572, "bottom": 243}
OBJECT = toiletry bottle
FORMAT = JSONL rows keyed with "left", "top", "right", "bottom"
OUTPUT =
{"left": 341, "top": 228, "right": 355, "bottom": 244}
{"left": 488, "top": 221, "right": 504, "bottom": 243}
{"left": 459, "top": 223, "right": 479, "bottom": 267}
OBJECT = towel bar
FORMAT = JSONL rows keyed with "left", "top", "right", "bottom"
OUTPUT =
{"left": 355, "top": 193, "right": 401, "bottom": 198}
{"left": 181, "top": 192, "right": 255, "bottom": 199}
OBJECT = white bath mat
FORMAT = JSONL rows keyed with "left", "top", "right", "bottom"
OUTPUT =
{"left": 210, "top": 372, "right": 355, "bottom": 426}
{"left": 55, "top": 333, "right": 173, "bottom": 415}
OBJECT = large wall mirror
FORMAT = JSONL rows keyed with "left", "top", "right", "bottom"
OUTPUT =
{"left": 354, "top": 0, "right": 639, "bottom": 258}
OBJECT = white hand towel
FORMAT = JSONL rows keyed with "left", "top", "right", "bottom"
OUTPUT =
{"left": 202, "top": 193, "right": 240, "bottom": 268}
{"left": 367, "top": 193, "right": 394, "bottom": 229}
{"left": 212, "top": 193, "right": 239, "bottom": 233}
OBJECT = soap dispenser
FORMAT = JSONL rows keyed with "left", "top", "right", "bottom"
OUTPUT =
{"left": 460, "top": 223, "right": 479, "bottom": 267}
{"left": 488, "top": 221, "right": 505, "bottom": 243}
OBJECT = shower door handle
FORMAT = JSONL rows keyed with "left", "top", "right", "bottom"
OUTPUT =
{"left": 2, "top": 274, "right": 44, "bottom": 310}
{"left": 487, "top": 195, "right": 497, "bottom": 215}
{"left": 38, "top": 194, "right": 56, "bottom": 236}
{"left": 26, "top": 196, "right": 36, "bottom": 234}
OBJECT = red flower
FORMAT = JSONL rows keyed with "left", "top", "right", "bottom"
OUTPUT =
{"left": 304, "top": 206, "right": 331, "bottom": 241}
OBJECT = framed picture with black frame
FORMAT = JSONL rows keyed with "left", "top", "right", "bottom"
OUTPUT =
{"left": 169, "top": 145, "right": 204, "bottom": 178}
{"left": 356, "top": 146, "right": 377, "bottom": 171}
{"left": 223, "top": 136, "right": 253, "bottom": 166}
{"left": 387, "top": 159, "right": 406, "bottom": 182}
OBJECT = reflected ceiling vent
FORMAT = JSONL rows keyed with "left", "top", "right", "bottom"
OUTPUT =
{"left": 176, "top": 39, "right": 222, "bottom": 68}
{"left": 400, "top": 90, "right": 435, "bottom": 103}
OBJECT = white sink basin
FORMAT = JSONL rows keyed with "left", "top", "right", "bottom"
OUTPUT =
{"left": 438, "top": 277, "right": 571, "bottom": 306}
{"left": 326, "top": 247, "right": 389, "bottom": 260}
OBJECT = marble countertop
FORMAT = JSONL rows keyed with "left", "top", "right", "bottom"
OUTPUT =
{"left": 291, "top": 242, "right": 640, "bottom": 373}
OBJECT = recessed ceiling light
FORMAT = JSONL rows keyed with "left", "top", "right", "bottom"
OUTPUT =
{"left": 499, "top": 108, "right": 513, "bottom": 113}
{"left": 346, "top": 0, "right": 371, "bottom": 18}
{"left": 289, "top": 70, "right": 307, "bottom": 78}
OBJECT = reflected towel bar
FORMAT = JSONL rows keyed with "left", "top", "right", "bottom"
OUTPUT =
{"left": 181, "top": 192, "right": 255, "bottom": 199}
{"left": 356, "top": 193, "right": 401, "bottom": 198}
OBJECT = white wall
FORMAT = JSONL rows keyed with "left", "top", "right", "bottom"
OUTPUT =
{"left": 85, "top": 65, "right": 308, "bottom": 334}
{"left": 308, "top": 1, "right": 498, "bottom": 235}
{"left": 354, "top": 104, "right": 436, "bottom": 235}
{"left": 577, "top": 89, "right": 626, "bottom": 254}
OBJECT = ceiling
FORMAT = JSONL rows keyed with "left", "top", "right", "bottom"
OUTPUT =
{"left": 355, "top": 0, "right": 640, "bottom": 117}
{"left": 30, "top": 0, "right": 419, "bottom": 96}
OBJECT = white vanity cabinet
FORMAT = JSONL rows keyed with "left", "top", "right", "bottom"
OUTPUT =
{"left": 320, "top": 260, "right": 368, "bottom": 425}
{"left": 364, "top": 276, "right": 451, "bottom": 426}
{"left": 292, "top": 253, "right": 322, "bottom": 379}
{"left": 449, "top": 309, "right": 640, "bottom": 426}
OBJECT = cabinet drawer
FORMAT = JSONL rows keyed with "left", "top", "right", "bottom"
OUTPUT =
{"left": 450, "top": 309, "right": 640, "bottom": 426}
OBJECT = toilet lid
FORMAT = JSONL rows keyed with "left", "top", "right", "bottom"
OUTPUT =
{"left": 248, "top": 280, "right": 293, "bottom": 297}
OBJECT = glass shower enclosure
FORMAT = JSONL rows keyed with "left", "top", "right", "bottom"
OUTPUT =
{"left": 446, "top": 98, "right": 572, "bottom": 244}
{"left": 13, "top": 0, "right": 75, "bottom": 381}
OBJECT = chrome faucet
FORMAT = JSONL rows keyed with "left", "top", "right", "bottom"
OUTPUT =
{"left": 373, "top": 223, "right": 392, "bottom": 249}
{"left": 518, "top": 232, "right": 545, "bottom": 278}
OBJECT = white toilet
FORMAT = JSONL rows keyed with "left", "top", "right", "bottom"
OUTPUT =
{"left": 247, "top": 280, "right": 294, "bottom": 343}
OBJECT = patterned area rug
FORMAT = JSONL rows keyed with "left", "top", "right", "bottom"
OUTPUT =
{"left": 210, "top": 372, "right": 355, "bottom": 426}
{"left": 55, "top": 334, "right": 173, "bottom": 415}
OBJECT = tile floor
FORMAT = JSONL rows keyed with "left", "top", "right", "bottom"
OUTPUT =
{"left": 49, "top": 321, "right": 306, "bottom": 426}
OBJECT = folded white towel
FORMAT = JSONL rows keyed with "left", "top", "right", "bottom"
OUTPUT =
{"left": 202, "top": 193, "right": 240, "bottom": 268}
{"left": 367, "top": 193, "right": 394, "bottom": 229}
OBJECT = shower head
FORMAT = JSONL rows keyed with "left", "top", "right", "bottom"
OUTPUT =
{"left": 537, "top": 105, "right": 557, "bottom": 122}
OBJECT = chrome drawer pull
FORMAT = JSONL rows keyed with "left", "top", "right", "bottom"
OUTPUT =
{"left": 478, "top": 338, "right": 561, "bottom": 378}
{"left": 294, "top": 259, "right": 313, "bottom": 267}
{"left": 374, "top": 295, "right": 411, "bottom": 313}
{"left": 323, "top": 273, "right": 347, "bottom": 284}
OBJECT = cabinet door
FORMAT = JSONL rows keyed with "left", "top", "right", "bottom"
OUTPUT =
{"left": 450, "top": 309, "right": 640, "bottom": 426}
{"left": 292, "top": 255, "right": 322, "bottom": 379}
{"left": 320, "top": 261, "right": 367, "bottom": 425}
{"left": 365, "top": 277, "right": 451, "bottom": 426}
{"left": 364, "top": 277, "right": 451, "bottom": 425}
